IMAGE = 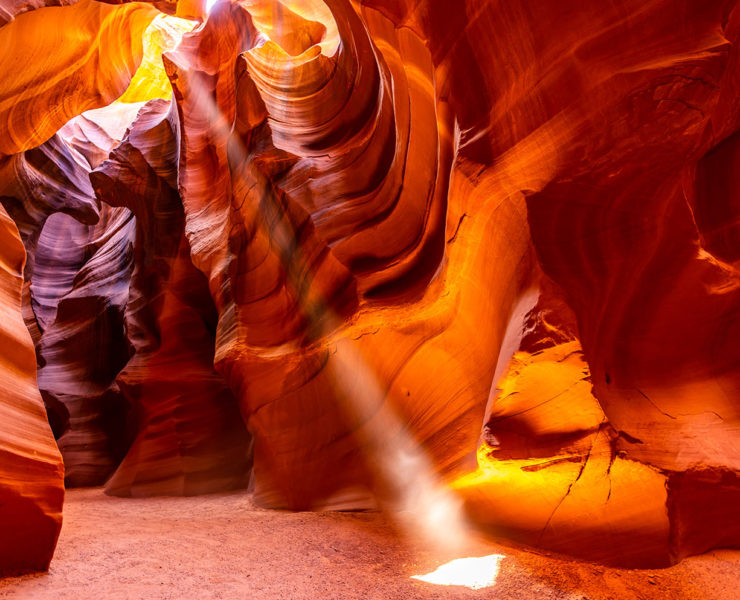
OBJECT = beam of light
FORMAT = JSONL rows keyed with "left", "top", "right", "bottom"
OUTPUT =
{"left": 411, "top": 554, "right": 505, "bottom": 590}
{"left": 174, "top": 2, "right": 483, "bottom": 560}
{"left": 205, "top": 0, "right": 219, "bottom": 13}
{"left": 324, "top": 338, "right": 470, "bottom": 552}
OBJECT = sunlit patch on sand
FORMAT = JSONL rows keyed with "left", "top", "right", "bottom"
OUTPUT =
{"left": 411, "top": 554, "right": 505, "bottom": 590}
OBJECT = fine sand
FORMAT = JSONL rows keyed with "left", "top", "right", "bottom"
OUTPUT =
{"left": 0, "top": 488, "right": 737, "bottom": 599}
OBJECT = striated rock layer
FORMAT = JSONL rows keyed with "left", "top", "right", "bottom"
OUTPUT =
{"left": 0, "top": 0, "right": 738, "bottom": 574}
{"left": 0, "top": 121, "right": 137, "bottom": 488}
{"left": 0, "top": 203, "right": 64, "bottom": 576}
{"left": 92, "top": 98, "right": 252, "bottom": 496}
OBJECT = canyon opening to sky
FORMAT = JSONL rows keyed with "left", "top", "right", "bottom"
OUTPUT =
{"left": 0, "top": 0, "right": 738, "bottom": 598}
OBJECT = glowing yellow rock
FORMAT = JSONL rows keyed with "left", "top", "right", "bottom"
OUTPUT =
{"left": 117, "top": 15, "right": 196, "bottom": 104}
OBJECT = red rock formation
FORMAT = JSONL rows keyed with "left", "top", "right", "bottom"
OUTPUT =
{"left": 0, "top": 0, "right": 157, "bottom": 155}
{"left": 92, "top": 99, "right": 252, "bottom": 496}
{"left": 429, "top": 0, "right": 740, "bottom": 565}
{"left": 165, "top": 0, "right": 740, "bottom": 565}
{"left": 35, "top": 205, "right": 137, "bottom": 486}
{"left": 0, "top": 0, "right": 151, "bottom": 572}
{"left": 0, "top": 0, "right": 739, "bottom": 575}
{"left": 0, "top": 203, "right": 64, "bottom": 575}
{"left": 1, "top": 107, "right": 142, "bottom": 488}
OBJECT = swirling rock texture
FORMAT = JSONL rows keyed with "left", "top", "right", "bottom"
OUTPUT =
{"left": 34, "top": 204, "right": 137, "bottom": 487}
{"left": 0, "top": 203, "right": 64, "bottom": 576}
{"left": 0, "top": 0, "right": 739, "bottom": 576}
{"left": 91, "top": 98, "right": 252, "bottom": 496}
{"left": 0, "top": 129, "right": 136, "bottom": 489}
{"left": 0, "top": 0, "right": 151, "bottom": 573}
{"left": 0, "top": 0, "right": 157, "bottom": 154}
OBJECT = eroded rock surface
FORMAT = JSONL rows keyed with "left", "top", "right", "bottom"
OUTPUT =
{"left": 0, "top": 203, "right": 64, "bottom": 576}
{"left": 0, "top": 0, "right": 738, "bottom": 574}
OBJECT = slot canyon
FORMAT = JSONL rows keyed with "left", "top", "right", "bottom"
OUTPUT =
{"left": 0, "top": 0, "right": 738, "bottom": 597}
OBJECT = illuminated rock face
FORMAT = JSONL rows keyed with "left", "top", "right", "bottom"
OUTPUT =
{"left": 0, "top": 203, "right": 64, "bottom": 576}
{"left": 0, "top": 0, "right": 739, "bottom": 574}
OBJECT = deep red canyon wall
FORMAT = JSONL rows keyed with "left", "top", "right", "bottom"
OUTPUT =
{"left": 0, "top": 0, "right": 738, "bottom": 574}
{"left": 0, "top": 204, "right": 64, "bottom": 575}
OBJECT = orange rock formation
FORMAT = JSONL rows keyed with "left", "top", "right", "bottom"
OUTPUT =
{"left": 0, "top": 0, "right": 738, "bottom": 575}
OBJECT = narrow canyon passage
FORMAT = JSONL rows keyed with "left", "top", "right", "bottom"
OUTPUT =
{"left": 0, "top": 489, "right": 737, "bottom": 600}
{"left": 1, "top": 0, "right": 739, "bottom": 595}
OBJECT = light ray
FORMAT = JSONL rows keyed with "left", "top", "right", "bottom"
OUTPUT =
{"left": 175, "top": 0, "right": 484, "bottom": 563}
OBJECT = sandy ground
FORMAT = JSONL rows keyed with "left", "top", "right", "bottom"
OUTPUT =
{"left": 0, "top": 489, "right": 737, "bottom": 600}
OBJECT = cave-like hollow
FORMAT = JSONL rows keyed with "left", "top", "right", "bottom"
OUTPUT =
{"left": 0, "top": 0, "right": 738, "bottom": 597}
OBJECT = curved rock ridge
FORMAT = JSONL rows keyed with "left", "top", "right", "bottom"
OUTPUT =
{"left": 0, "top": 103, "right": 143, "bottom": 488}
{"left": 164, "top": 0, "right": 738, "bottom": 565}
{"left": 35, "top": 205, "right": 137, "bottom": 487}
{"left": 92, "top": 98, "right": 252, "bottom": 497}
{"left": 0, "top": 0, "right": 182, "bottom": 26}
{"left": 0, "top": 0, "right": 739, "bottom": 574}
{"left": 0, "top": 0, "right": 74, "bottom": 26}
{"left": 59, "top": 103, "right": 148, "bottom": 171}
{"left": 0, "top": 0, "right": 157, "bottom": 156}
{"left": 0, "top": 203, "right": 64, "bottom": 576}
{"left": 0, "top": 132, "right": 101, "bottom": 343}
{"left": 164, "top": 2, "right": 363, "bottom": 507}
{"left": 0, "top": 134, "right": 99, "bottom": 268}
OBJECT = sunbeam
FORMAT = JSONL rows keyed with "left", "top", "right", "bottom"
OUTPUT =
{"left": 174, "top": 1, "right": 475, "bottom": 556}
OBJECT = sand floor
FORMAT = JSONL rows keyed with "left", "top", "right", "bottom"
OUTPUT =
{"left": 0, "top": 488, "right": 737, "bottom": 599}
